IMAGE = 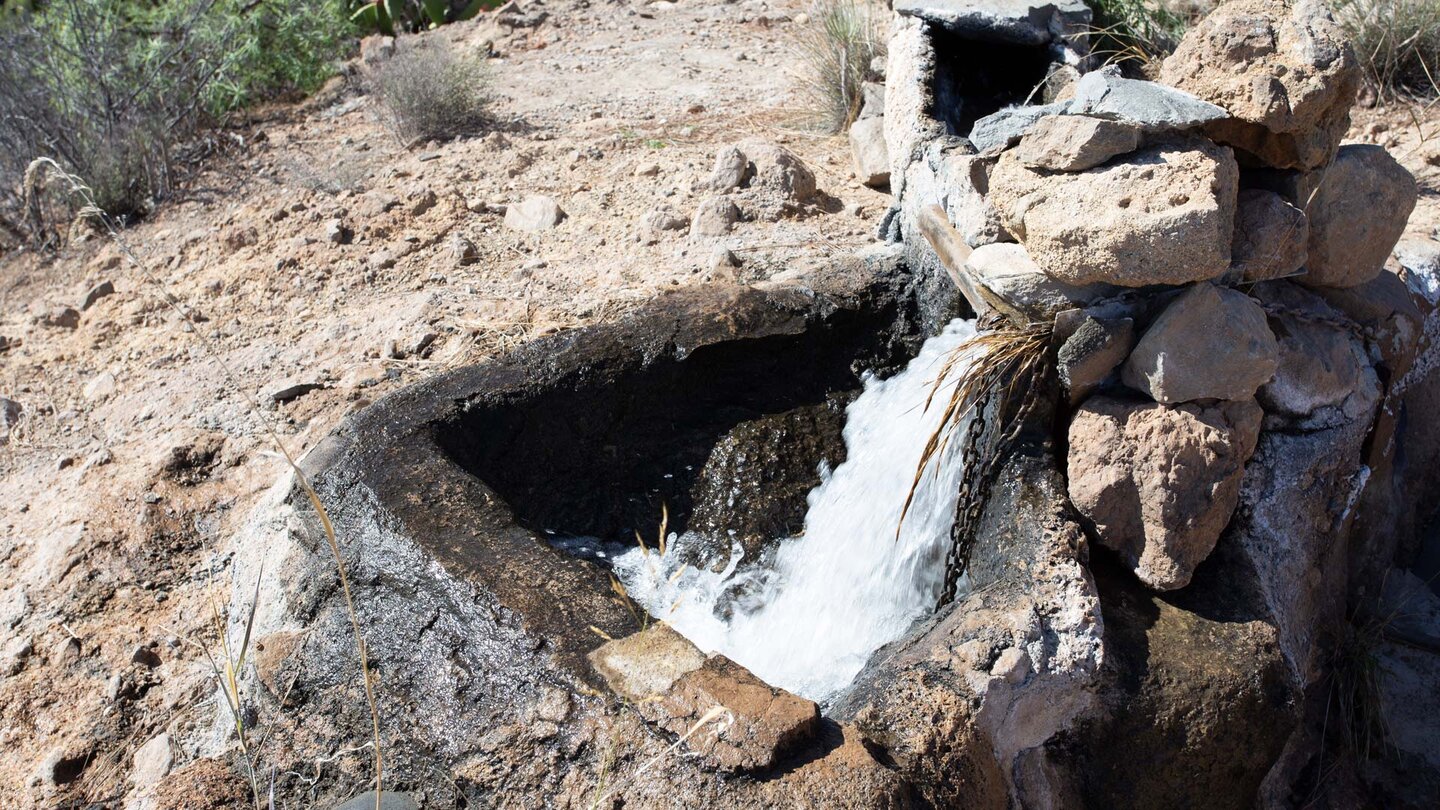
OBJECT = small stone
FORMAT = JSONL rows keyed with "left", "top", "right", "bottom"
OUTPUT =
{"left": 503, "top": 195, "right": 566, "bottom": 231}
{"left": 369, "top": 250, "right": 397, "bottom": 271}
{"left": 711, "top": 246, "right": 742, "bottom": 270}
{"left": 333, "top": 791, "right": 420, "bottom": 810}
{"left": 41, "top": 306, "right": 81, "bottom": 329}
{"left": 324, "top": 219, "right": 353, "bottom": 245}
{"left": 1057, "top": 316, "right": 1136, "bottom": 405}
{"left": 81, "top": 280, "right": 116, "bottom": 311}
{"left": 1068, "top": 396, "right": 1263, "bottom": 591}
{"left": 707, "top": 145, "right": 750, "bottom": 191}
{"left": 1300, "top": 145, "right": 1416, "bottom": 289}
{"left": 641, "top": 209, "right": 689, "bottom": 233}
{"left": 131, "top": 645, "right": 162, "bottom": 668}
{"left": 691, "top": 197, "right": 741, "bottom": 238}
{"left": 968, "top": 101, "right": 1070, "bottom": 156}
{"left": 1123, "top": 284, "right": 1279, "bottom": 404}
{"left": 2, "top": 397, "right": 23, "bottom": 430}
{"left": 849, "top": 117, "right": 890, "bottom": 188}
{"left": 407, "top": 186, "right": 438, "bottom": 216}
{"left": 450, "top": 236, "right": 478, "bottom": 266}
{"left": 130, "top": 733, "right": 173, "bottom": 789}
{"left": 1, "top": 635, "right": 33, "bottom": 676}
{"left": 1017, "top": 115, "right": 1140, "bottom": 172}
{"left": 82, "top": 372, "right": 116, "bottom": 401}
{"left": 1231, "top": 189, "right": 1307, "bottom": 282}
{"left": 966, "top": 242, "right": 1118, "bottom": 320}
{"left": 265, "top": 379, "right": 325, "bottom": 404}
{"left": 634, "top": 162, "right": 661, "bottom": 177}
{"left": 359, "top": 34, "right": 395, "bottom": 66}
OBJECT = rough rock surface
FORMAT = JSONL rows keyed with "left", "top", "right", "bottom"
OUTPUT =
{"left": 891, "top": 0, "right": 1092, "bottom": 46}
{"left": 503, "top": 194, "right": 566, "bottom": 231}
{"left": 1068, "top": 396, "right": 1263, "bottom": 590}
{"left": 966, "top": 242, "right": 1118, "bottom": 320}
{"left": 991, "top": 137, "right": 1239, "bottom": 287}
{"left": 1123, "top": 284, "right": 1279, "bottom": 404}
{"left": 1231, "top": 189, "right": 1307, "bottom": 282}
{"left": 1069, "top": 69, "right": 1228, "bottom": 132}
{"left": 735, "top": 140, "right": 817, "bottom": 221}
{"left": 969, "top": 102, "right": 1070, "bottom": 156}
{"left": 1301, "top": 144, "right": 1416, "bottom": 288}
{"left": 1057, "top": 316, "right": 1135, "bottom": 404}
{"left": 707, "top": 145, "right": 750, "bottom": 191}
{"left": 589, "top": 624, "right": 707, "bottom": 700}
{"left": 849, "top": 117, "right": 890, "bottom": 188}
{"left": 835, "top": 451, "right": 1102, "bottom": 809}
{"left": 1252, "top": 281, "right": 1380, "bottom": 427}
{"left": 1160, "top": 0, "right": 1360, "bottom": 170}
{"left": 1017, "top": 114, "right": 1140, "bottom": 172}
{"left": 692, "top": 196, "right": 741, "bottom": 237}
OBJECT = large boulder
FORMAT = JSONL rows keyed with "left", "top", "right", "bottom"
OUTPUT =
{"left": 1122, "top": 284, "right": 1279, "bottom": 404}
{"left": 1300, "top": 144, "right": 1416, "bottom": 289}
{"left": 1159, "top": 0, "right": 1360, "bottom": 171}
{"left": 1251, "top": 282, "right": 1380, "bottom": 428}
{"left": 1231, "top": 189, "right": 1307, "bottom": 282}
{"left": 990, "top": 137, "right": 1239, "bottom": 287}
{"left": 1068, "top": 396, "right": 1263, "bottom": 591}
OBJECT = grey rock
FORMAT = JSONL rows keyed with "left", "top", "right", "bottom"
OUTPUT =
{"left": 333, "top": 791, "right": 420, "bottom": 810}
{"left": 130, "top": 732, "right": 172, "bottom": 789}
{"left": 324, "top": 219, "right": 352, "bottom": 245}
{"left": 81, "top": 280, "right": 115, "bottom": 310}
{"left": 1252, "top": 282, "right": 1379, "bottom": 428}
{"left": 1231, "top": 189, "right": 1307, "bottom": 282}
{"left": 966, "top": 242, "right": 1118, "bottom": 320}
{"left": 1057, "top": 316, "right": 1135, "bottom": 404}
{"left": 849, "top": 117, "right": 890, "bottom": 188}
{"left": 368, "top": 250, "right": 396, "bottom": 271}
{"left": 707, "top": 145, "right": 750, "bottom": 192}
{"left": 359, "top": 34, "right": 395, "bottom": 66}
{"left": 40, "top": 306, "right": 81, "bottom": 329}
{"left": 1017, "top": 114, "right": 1140, "bottom": 171}
{"left": 450, "top": 235, "right": 478, "bottom": 266}
{"left": 82, "top": 371, "right": 116, "bottom": 401}
{"left": 1123, "top": 284, "right": 1279, "bottom": 404}
{"left": 737, "top": 140, "right": 817, "bottom": 218}
{"left": 1301, "top": 144, "right": 1416, "bottom": 289}
{"left": 893, "top": 0, "right": 1092, "bottom": 46}
{"left": 504, "top": 195, "right": 566, "bottom": 231}
{"left": 857, "top": 81, "right": 886, "bottom": 120}
{"left": 2, "top": 397, "right": 23, "bottom": 430}
{"left": 1069, "top": 70, "right": 1228, "bottom": 132}
{"left": 969, "top": 101, "right": 1070, "bottom": 156}
{"left": 0, "top": 635, "right": 32, "bottom": 676}
{"left": 1376, "top": 570, "right": 1440, "bottom": 651}
{"left": 1394, "top": 238, "right": 1440, "bottom": 305}
{"left": 691, "top": 196, "right": 741, "bottom": 238}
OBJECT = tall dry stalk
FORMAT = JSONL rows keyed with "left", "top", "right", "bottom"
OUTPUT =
{"left": 27, "top": 158, "right": 385, "bottom": 810}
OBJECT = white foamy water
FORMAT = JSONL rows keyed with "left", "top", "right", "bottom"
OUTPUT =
{"left": 611, "top": 318, "right": 978, "bottom": 702}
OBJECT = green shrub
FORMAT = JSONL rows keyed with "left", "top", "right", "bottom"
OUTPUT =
{"left": 1335, "top": 0, "right": 1440, "bottom": 99}
{"left": 793, "top": 0, "right": 885, "bottom": 133}
{"left": 0, "top": 0, "right": 353, "bottom": 230}
{"left": 1088, "top": 0, "right": 1191, "bottom": 68}
{"left": 373, "top": 38, "right": 491, "bottom": 145}
{"left": 349, "top": 0, "right": 500, "bottom": 36}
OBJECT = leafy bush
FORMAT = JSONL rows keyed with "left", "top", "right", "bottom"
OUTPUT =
{"left": 373, "top": 38, "right": 491, "bottom": 145}
{"left": 793, "top": 0, "right": 885, "bottom": 133}
{"left": 0, "top": 0, "right": 352, "bottom": 232}
{"left": 349, "top": 0, "right": 499, "bottom": 36}
{"left": 1335, "top": 0, "right": 1440, "bottom": 99}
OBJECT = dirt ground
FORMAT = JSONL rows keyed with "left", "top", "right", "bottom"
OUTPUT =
{"left": 0, "top": 1, "right": 1437, "bottom": 806}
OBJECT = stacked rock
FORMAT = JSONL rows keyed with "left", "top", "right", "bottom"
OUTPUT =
{"left": 916, "top": 0, "right": 1418, "bottom": 591}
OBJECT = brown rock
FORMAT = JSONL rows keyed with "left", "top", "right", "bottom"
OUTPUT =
{"left": 40, "top": 306, "right": 81, "bottom": 329}
{"left": 1299, "top": 144, "right": 1416, "bottom": 289}
{"left": 654, "top": 655, "right": 821, "bottom": 773}
{"left": 1311, "top": 269, "right": 1422, "bottom": 380}
{"left": 1123, "top": 284, "right": 1279, "bottom": 404}
{"left": 691, "top": 196, "right": 741, "bottom": 238}
{"left": 1231, "top": 189, "right": 1306, "bottom": 282}
{"left": 1160, "top": 0, "right": 1360, "bottom": 170}
{"left": 990, "top": 137, "right": 1238, "bottom": 287}
{"left": 1068, "top": 396, "right": 1264, "bottom": 590}
{"left": 1017, "top": 115, "right": 1140, "bottom": 172}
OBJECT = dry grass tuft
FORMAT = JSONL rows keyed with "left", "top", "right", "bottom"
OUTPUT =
{"left": 792, "top": 0, "right": 885, "bottom": 133}
{"left": 1336, "top": 0, "right": 1440, "bottom": 100}
{"left": 899, "top": 320, "right": 1054, "bottom": 606}
{"left": 373, "top": 38, "right": 492, "bottom": 146}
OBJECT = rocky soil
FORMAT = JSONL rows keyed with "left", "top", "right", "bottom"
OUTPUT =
{"left": 0, "top": 0, "right": 1438, "bottom": 807}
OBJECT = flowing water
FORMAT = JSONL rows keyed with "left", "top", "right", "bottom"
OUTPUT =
{"left": 611, "top": 318, "right": 979, "bottom": 703}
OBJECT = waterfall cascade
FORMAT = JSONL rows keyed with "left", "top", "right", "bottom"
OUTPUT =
{"left": 612, "top": 319, "right": 979, "bottom": 702}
